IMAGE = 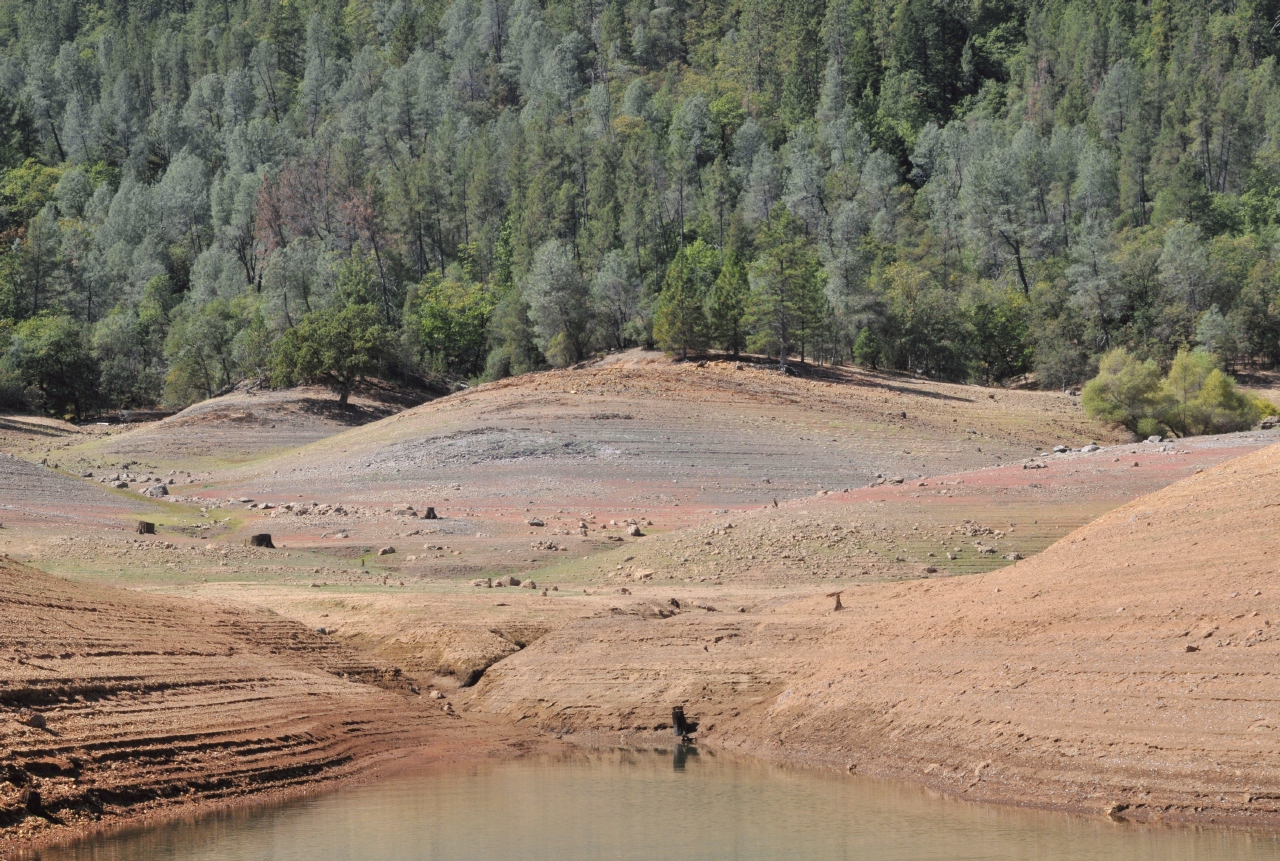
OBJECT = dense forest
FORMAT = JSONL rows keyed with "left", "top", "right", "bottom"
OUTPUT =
{"left": 2, "top": 0, "right": 1280, "bottom": 418}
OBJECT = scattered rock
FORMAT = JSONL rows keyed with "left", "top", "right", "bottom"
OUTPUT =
{"left": 1147, "top": 435, "right": 1163, "bottom": 443}
{"left": 1082, "top": 444, "right": 1100, "bottom": 452}
{"left": 496, "top": 574, "right": 522, "bottom": 587}
{"left": 627, "top": 524, "right": 644, "bottom": 537}
{"left": 522, "top": 580, "right": 537, "bottom": 589}
{"left": 1003, "top": 552, "right": 1023, "bottom": 561}
{"left": 1185, "top": 644, "right": 1200, "bottom": 652}
{"left": 378, "top": 546, "right": 396, "bottom": 555}
{"left": 112, "top": 480, "right": 129, "bottom": 489}
{"left": 889, "top": 476, "right": 905, "bottom": 485}
{"left": 528, "top": 518, "right": 545, "bottom": 527}
{"left": 472, "top": 578, "right": 492, "bottom": 587}
{"left": 1053, "top": 445, "right": 1069, "bottom": 453}
{"left": 143, "top": 484, "right": 169, "bottom": 497}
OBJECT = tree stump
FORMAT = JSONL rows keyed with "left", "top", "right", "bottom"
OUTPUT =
{"left": 136, "top": 521, "right": 156, "bottom": 535}
{"left": 826, "top": 590, "right": 844, "bottom": 611}
{"left": 423, "top": 507, "right": 438, "bottom": 519}
{"left": 249, "top": 533, "right": 274, "bottom": 548}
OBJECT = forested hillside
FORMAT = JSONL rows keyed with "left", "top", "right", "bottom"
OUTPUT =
{"left": 2, "top": 0, "right": 1280, "bottom": 416}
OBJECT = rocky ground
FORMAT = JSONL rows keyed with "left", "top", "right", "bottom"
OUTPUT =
{"left": 3, "top": 352, "right": 1280, "bottom": 849}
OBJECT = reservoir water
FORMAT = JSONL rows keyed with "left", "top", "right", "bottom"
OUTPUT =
{"left": 28, "top": 748, "right": 1280, "bottom": 861}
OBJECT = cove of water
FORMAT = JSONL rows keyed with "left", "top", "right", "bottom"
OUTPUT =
{"left": 29, "top": 748, "right": 1280, "bottom": 861}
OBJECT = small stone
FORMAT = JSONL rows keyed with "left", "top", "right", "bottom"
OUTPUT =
{"left": 16, "top": 709, "right": 46, "bottom": 729}
{"left": 527, "top": 518, "right": 545, "bottom": 527}
{"left": 889, "top": 476, "right": 905, "bottom": 485}
{"left": 496, "top": 574, "right": 522, "bottom": 587}
{"left": 378, "top": 546, "right": 395, "bottom": 555}
{"left": 627, "top": 524, "right": 644, "bottom": 537}
{"left": 1082, "top": 444, "right": 1100, "bottom": 452}
{"left": 1185, "top": 644, "right": 1200, "bottom": 652}
{"left": 1147, "top": 435, "right": 1162, "bottom": 443}
{"left": 1053, "top": 445, "right": 1069, "bottom": 453}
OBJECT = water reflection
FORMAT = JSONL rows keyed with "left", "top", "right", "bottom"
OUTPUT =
{"left": 672, "top": 743, "right": 698, "bottom": 770}
{"left": 26, "top": 750, "right": 1280, "bottom": 861}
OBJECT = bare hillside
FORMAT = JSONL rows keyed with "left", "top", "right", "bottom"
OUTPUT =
{"left": 0, "top": 560, "right": 529, "bottom": 850}
{"left": 470, "top": 441, "right": 1280, "bottom": 826}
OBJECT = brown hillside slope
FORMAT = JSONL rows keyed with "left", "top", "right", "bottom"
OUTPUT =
{"left": 200, "top": 351, "right": 1123, "bottom": 528}
{"left": 0, "top": 561, "right": 520, "bottom": 851}
{"left": 471, "top": 442, "right": 1280, "bottom": 826}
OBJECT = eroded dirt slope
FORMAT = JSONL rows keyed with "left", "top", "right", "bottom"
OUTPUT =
{"left": 470, "top": 441, "right": 1280, "bottom": 826}
{"left": 0, "top": 560, "right": 528, "bottom": 851}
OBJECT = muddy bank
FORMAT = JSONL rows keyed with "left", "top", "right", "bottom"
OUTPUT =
{"left": 468, "top": 443, "right": 1280, "bottom": 828}
{"left": 0, "top": 561, "right": 540, "bottom": 854}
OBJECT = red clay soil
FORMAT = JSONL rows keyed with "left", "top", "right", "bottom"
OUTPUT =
{"left": 470, "top": 441, "right": 1280, "bottom": 827}
{"left": 0, "top": 560, "right": 538, "bottom": 853}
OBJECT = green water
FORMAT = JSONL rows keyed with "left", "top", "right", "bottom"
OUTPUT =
{"left": 28, "top": 749, "right": 1280, "bottom": 860}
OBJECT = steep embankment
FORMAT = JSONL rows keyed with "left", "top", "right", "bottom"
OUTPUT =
{"left": 470, "top": 442, "right": 1280, "bottom": 826}
{"left": 0, "top": 560, "right": 522, "bottom": 851}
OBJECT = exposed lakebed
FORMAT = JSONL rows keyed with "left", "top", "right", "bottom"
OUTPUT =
{"left": 27, "top": 750, "right": 1280, "bottom": 860}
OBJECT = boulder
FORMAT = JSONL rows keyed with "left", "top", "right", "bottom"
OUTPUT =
{"left": 392, "top": 504, "right": 416, "bottom": 516}
{"left": 1082, "top": 444, "right": 1100, "bottom": 452}
{"left": 527, "top": 518, "right": 545, "bottom": 527}
{"left": 143, "top": 484, "right": 168, "bottom": 497}
{"left": 889, "top": 476, "right": 905, "bottom": 485}
{"left": 496, "top": 574, "right": 522, "bottom": 587}
{"left": 112, "top": 481, "right": 129, "bottom": 489}
{"left": 1053, "top": 445, "right": 1069, "bottom": 453}
{"left": 627, "top": 524, "right": 644, "bottom": 537}
{"left": 378, "top": 546, "right": 395, "bottom": 556}
{"left": 1147, "top": 435, "right": 1163, "bottom": 443}
{"left": 522, "top": 580, "right": 537, "bottom": 589}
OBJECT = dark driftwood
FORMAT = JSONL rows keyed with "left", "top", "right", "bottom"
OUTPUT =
{"left": 249, "top": 534, "right": 274, "bottom": 548}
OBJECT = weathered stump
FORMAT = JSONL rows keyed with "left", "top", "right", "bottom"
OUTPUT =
{"left": 249, "top": 533, "right": 274, "bottom": 548}
{"left": 423, "top": 506, "right": 438, "bottom": 519}
{"left": 136, "top": 521, "right": 156, "bottom": 535}
{"left": 826, "top": 590, "right": 844, "bottom": 611}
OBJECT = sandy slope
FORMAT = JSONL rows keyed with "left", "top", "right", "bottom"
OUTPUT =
{"left": 0, "top": 560, "right": 534, "bottom": 851}
{"left": 470, "top": 442, "right": 1280, "bottom": 826}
